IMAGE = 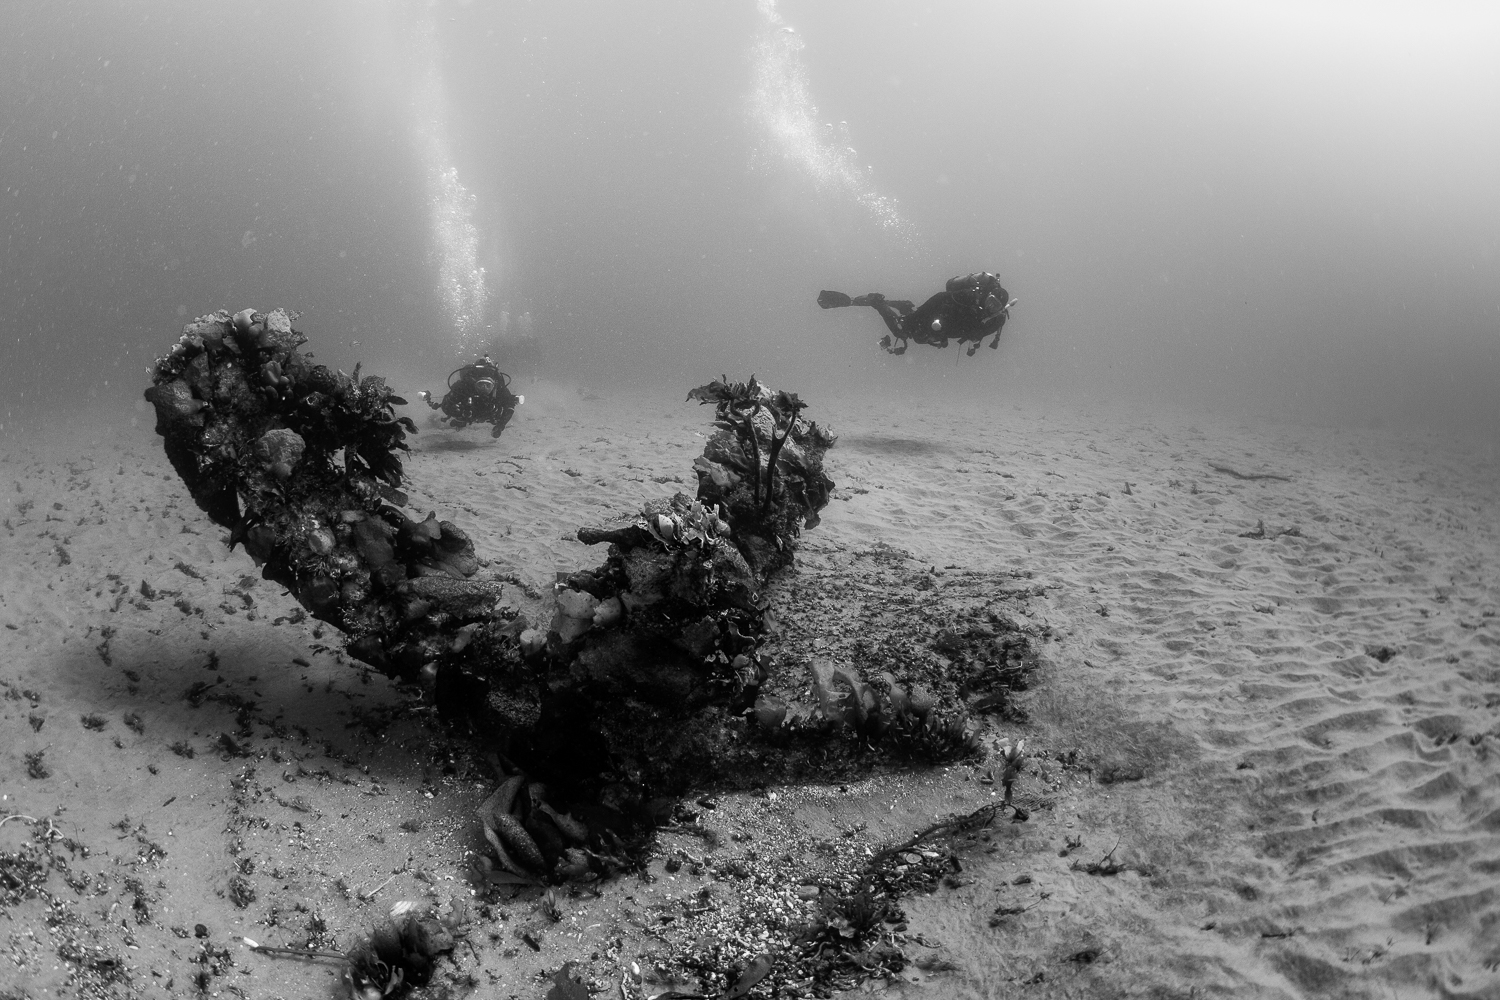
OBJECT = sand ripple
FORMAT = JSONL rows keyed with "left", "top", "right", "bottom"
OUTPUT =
{"left": 2, "top": 391, "right": 1496, "bottom": 997}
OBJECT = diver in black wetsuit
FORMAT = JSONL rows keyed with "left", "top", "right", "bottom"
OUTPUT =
{"left": 818, "top": 272, "right": 1014, "bottom": 356}
{"left": 418, "top": 356, "right": 522, "bottom": 438}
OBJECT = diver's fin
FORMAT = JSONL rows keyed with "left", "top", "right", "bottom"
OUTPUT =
{"left": 817, "top": 290, "right": 853, "bottom": 309}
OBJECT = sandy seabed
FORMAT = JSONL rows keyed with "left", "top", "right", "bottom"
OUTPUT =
{"left": 2, "top": 381, "right": 1498, "bottom": 1000}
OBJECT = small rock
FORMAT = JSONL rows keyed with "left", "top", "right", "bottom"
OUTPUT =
{"left": 253, "top": 429, "right": 305, "bottom": 479}
{"left": 519, "top": 629, "right": 545, "bottom": 657}
{"left": 554, "top": 588, "right": 598, "bottom": 620}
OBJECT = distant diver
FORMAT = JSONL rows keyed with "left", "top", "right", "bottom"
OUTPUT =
{"left": 818, "top": 272, "right": 1015, "bottom": 356}
{"left": 417, "top": 356, "right": 523, "bottom": 438}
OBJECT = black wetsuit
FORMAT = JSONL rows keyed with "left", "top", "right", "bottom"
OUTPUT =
{"left": 425, "top": 361, "right": 519, "bottom": 438}
{"left": 818, "top": 272, "right": 1011, "bottom": 356}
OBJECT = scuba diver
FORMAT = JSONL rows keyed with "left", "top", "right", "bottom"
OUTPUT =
{"left": 817, "top": 272, "right": 1015, "bottom": 356}
{"left": 417, "top": 356, "right": 523, "bottom": 438}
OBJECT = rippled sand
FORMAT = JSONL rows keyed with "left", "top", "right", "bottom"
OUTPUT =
{"left": 1, "top": 383, "right": 1496, "bottom": 998}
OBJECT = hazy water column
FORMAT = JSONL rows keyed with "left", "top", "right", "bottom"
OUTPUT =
{"left": 749, "top": 0, "right": 914, "bottom": 242}
{"left": 408, "top": 8, "right": 490, "bottom": 354}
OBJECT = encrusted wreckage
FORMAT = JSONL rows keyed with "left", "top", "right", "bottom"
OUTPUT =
{"left": 144, "top": 311, "right": 843, "bottom": 880}
{"left": 143, "top": 307, "right": 498, "bottom": 684}
{"left": 544, "top": 376, "right": 836, "bottom": 707}
{"left": 145, "top": 310, "right": 1037, "bottom": 893}
{"left": 142, "top": 307, "right": 1049, "bottom": 1000}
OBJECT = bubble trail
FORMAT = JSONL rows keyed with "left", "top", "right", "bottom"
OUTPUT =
{"left": 749, "top": 0, "right": 915, "bottom": 242}
{"left": 409, "top": 13, "right": 490, "bottom": 354}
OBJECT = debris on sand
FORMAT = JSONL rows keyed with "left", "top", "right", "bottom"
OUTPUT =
{"left": 1208, "top": 462, "right": 1291, "bottom": 482}
{"left": 997, "top": 738, "right": 1027, "bottom": 803}
{"left": 243, "top": 899, "right": 462, "bottom": 1000}
{"left": 0, "top": 817, "right": 136, "bottom": 993}
{"left": 658, "top": 802, "right": 1002, "bottom": 997}
{"left": 1238, "top": 519, "right": 1304, "bottom": 540}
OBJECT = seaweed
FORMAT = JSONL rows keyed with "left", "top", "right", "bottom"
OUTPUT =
{"left": 145, "top": 314, "right": 1040, "bottom": 900}
{"left": 143, "top": 308, "right": 498, "bottom": 684}
{"left": 687, "top": 375, "right": 835, "bottom": 574}
{"left": 243, "top": 900, "right": 461, "bottom": 1000}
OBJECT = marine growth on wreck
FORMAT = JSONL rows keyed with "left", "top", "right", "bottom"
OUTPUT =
{"left": 143, "top": 308, "right": 501, "bottom": 686}
{"left": 144, "top": 311, "right": 1035, "bottom": 889}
